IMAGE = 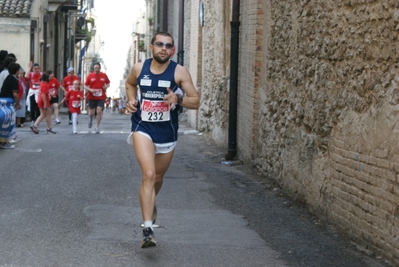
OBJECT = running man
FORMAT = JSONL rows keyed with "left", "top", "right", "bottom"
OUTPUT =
{"left": 84, "top": 63, "right": 110, "bottom": 133}
{"left": 125, "top": 32, "right": 200, "bottom": 248}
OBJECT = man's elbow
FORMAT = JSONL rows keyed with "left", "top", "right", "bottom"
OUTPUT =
{"left": 192, "top": 97, "right": 200, "bottom": 109}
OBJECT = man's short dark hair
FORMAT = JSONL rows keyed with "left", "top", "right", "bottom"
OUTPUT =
{"left": 8, "top": 62, "right": 21, "bottom": 75}
{"left": 0, "top": 50, "right": 8, "bottom": 61}
{"left": 151, "top": 32, "right": 174, "bottom": 45}
{"left": 6, "top": 53, "right": 16, "bottom": 60}
{"left": 3, "top": 57, "right": 16, "bottom": 68}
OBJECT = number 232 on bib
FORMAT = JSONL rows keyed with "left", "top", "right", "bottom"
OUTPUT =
{"left": 141, "top": 99, "right": 170, "bottom": 122}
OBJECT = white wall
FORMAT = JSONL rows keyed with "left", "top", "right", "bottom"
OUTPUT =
{"left": 0, "top": 17, "right": 31, "bottom": 71}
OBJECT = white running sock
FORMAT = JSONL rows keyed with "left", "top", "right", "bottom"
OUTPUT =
{"left": 72, "top": 113, "right": 78, "bottom": 132}
{"left": 144, "top": 220, "right": 153, "bottom": 230}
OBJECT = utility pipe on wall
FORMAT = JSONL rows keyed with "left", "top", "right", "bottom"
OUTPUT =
{"left": 162, "top": 0, "right": 168, "bottom": 32}
{"left": 177, "top": 0, "right": 184, "bottom": 65}
{"left": 225, "top": 0, "right": 240, "bottom": 160}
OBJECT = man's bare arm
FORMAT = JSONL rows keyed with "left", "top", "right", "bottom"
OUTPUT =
{"left": 175, "top": 65, "right": 200, "bottom": 109}
{"left": 125, "top": 63, "right": 143, "bottom": 112}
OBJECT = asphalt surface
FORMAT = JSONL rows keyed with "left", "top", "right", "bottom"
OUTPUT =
{"left": 0, "top": 109, "right": 393, "bottom": 267}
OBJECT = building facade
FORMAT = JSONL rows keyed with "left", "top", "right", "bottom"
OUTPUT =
{"left": 0, "top": 0, "right": 97, "bottom": 80}
{"left": 130, "top": 0, "right": 399, "bottom": 265}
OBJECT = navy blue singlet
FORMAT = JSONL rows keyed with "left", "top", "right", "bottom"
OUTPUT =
{"left": 130, "top": 59, "right": 182, "bottom": 143}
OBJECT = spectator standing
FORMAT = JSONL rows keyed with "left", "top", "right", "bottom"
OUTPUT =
{"left": 25, "top": 62, "right": 42, "bottom": 127}
{"left": 84, "top": 63, "right": 110, "bottom": 134}
{"left": 112, "top": 98, "right": 117, "bottom": 113}
{"left": 118, "top": 98, "right": 123, "bottom": 114}
{"left": 0, "top": 62, "right": 21, "bottom": 149}
{"left": 16, "top": 69, "right": 27, "bottom": 127}
{"left": 47, "top": 70, "right": 66, "bottom": 124}
{"left": 62, "top": 67, "right": 80, "bottom": 124}
{"left": 0, "top": 50, "right": 8, "bottom": 67}
{"left": 0, "top": 56, "right": 17, "bottom": 92}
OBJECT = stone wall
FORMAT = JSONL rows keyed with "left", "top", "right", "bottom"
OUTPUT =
{"left": 191, "top": 0, "right": 399, "bottom": 264}
{"left": 252, "top": 0, "right": 399, "bottom": 264}
{"left": 195, "top": 0, "right": 231, "bottom": 145}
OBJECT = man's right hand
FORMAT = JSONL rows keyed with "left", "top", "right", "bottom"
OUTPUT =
{"left": 126, "top": 100, "right": 138, "bottom": 113}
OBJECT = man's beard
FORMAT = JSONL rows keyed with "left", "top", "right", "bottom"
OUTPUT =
{"left": 153, "top": 53, "right": 170, "bottom": 64}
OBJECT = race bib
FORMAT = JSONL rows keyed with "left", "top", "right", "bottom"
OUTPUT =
{"left": 141, "top": 99, "right": 170, "bottom": 122}
{"left": 140, "top": 79, "right": 152, "bottom": 86}
{"left": 158, "top": 80, "right": 171, "bottom": 88}
{"left": 72, "top": 100, "right": 81, "bottom": 108}
{"left": 93, "top": 89, "right": 102, "bottom": 97}
{"left": 32, "top": 82, "right": 40, "bottom": 90}
{"left": 68, "top": 85, "right": 73, "bottom": 91}
{"left": 49, "top": 89, "right": 56, "bottom": 95}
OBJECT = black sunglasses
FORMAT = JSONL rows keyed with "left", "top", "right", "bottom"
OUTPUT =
{"left": 153, "top": 41, "right": 174, "bottom": 49}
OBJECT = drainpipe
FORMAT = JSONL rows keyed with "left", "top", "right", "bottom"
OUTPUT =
{"left": 63, "top": 12, "right": 68, "bottom": 75}
{"left": 225, "top": 0, "right": 240, "bottom": 160}
{"left": 162, "top": 0, "right": 168, "bottom": 31}
{"left": 43, "top": 14, "right": 49, "bottom": 71}
{"left": 177, "top": 0, "right": 184, "bottom": 65}
{"left": 54, "top": 11, "right": 59, "bottom": 76}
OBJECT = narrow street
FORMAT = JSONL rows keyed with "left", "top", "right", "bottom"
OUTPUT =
{"left": 0, "top": 110, "right": 391, "bottom": 267}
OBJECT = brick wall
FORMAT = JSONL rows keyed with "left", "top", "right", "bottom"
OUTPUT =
{"left": 185, "top": 0, "right": 202, "bottom": 127}
{"left": 252, "top": 0, "right": 399, "bottom": 264}
{"left": 237, "top": 0, "right": 264, "bottom": 162}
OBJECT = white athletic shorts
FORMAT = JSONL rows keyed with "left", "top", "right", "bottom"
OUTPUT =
{"left": 127, "top": 131, "right": 176, "bottom": 154}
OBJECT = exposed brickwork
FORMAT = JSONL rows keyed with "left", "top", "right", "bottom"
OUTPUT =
{"left": 182, "top": 0, "right": 202, "bottom": 127}
{"left": 236, "top": 0, "right": 259, "bottom": 162}
{"left": 252, "top": 0, "right": 399, "bottom": 264}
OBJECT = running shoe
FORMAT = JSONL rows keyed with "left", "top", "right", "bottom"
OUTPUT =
{"left": 30, "top": 125, "right": 39, "bottom": 134}
{"left": 46, "top": 128, "right": 56, "bottom": 134}
{"left": 55, "top": 119, "right": 61, "bottom": 124}
{"left": 153, "top": 206, "right": 157, "bottom": 224}
{"left": 0, "top": 142, "right": 15, "bottom": 149}
{"left": 69, "top": 120, "right": 72, "bottom": 125}
{"left": 141, "top": 227, "right": 156, "bottom": 248}
{"left": 88, "top": 118, "right": 92, "bottom": 128}
{"left": 73, "top": 131, "right": 77, "bottom": 134}
{"left": 95, "top": 128, "right": 99, "bottom": 134}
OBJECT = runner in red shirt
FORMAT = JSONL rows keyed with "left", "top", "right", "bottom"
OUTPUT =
{"left": 62, "top": 67, "right": 81, "bottom": 124}
{"left": 47, "top": 70, "right": 66, "bottom": 125}
{"left": 25, "top": 62, "right": 42, "bottom": 126}
{"left": 60, "top": 80, "right": 84, "bottom": 134}
{"left": 30, "top": 72, "right": 56, "bottom": 134}
{"left": 84, "top": 63, "right": 110, "bottom": 133}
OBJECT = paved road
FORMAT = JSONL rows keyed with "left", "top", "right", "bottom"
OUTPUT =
{"left": 0, "top": 110, "right": 392, "bottom": 267}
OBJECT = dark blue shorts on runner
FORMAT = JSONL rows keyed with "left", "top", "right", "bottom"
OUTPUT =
{"left": 50, "top": 95, "right": 59, "bottom": 105}
{"left": 88, "top": 99, "right": 105, "bottom": 109}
